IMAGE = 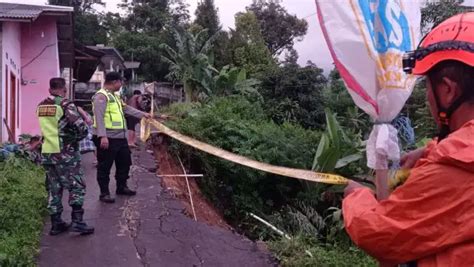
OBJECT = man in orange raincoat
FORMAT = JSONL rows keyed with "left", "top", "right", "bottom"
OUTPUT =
{"left": 343, "top": 13, "right": 474, "bottom": 266}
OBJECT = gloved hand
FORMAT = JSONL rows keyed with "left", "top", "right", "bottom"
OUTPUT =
{"left": 400, "top": 147, "right": 426, "bottom": 168}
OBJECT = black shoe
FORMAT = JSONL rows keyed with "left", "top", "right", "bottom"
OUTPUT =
{"left": 71, "top": 208, "right": 95, "bottom": 235}
{"left": 99, "top": 194, "right": 115, "bottom": 203}
{"left": 49, "top": 214, "right": 70, "bottom": 236}
{"left": 116, "top": 187, "right": 136, "bottom": 196}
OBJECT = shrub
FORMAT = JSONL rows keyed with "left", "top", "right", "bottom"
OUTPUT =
{"left": 163, "top": 96, "right": 375, "bottom": 264}
{"left": 0, "top": 156, "right": 47, "bottom": 266}
{"left": 165, "top": 96, "right": 321, "bottom": 234}
{"left": 269, "top": 235, "right": 376, "bottom": 267}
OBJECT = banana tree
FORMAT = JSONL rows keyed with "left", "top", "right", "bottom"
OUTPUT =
{"left": 160, "top": 28, "right": 219, "bottom": 102}
{"left": 312, "top": 109, "right": 364, "bottom": 174}
{"left": 213, "top": 66, "right": 261, "bottom": 99}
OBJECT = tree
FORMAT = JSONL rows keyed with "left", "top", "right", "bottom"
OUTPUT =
{"left": 322, "top": 68, "right": 370, "bottom": 136}
{"left": 247, "top": 0, "right": 308, "bottom": 56}
{"left": 213, "top": 66, "right": 261, "bottom": 100}
{"left": 283, "top": 48, "right": 299, "bottom": 65}
{"left": 49, "top": 0, "right": 104, "bottom": 12}
{"left": 101, "top": 12, "right": 123, "bottom": 40}
{"left": 258, "top": 61, "right": 327, "bottom": 129}
{"left": 105, "top": 0, "right": 191, "bottom": 81}
{"left": 193, "top": 0, "right": 231, "bottom": 69}
{"left": 169, "top": 0, "right": 191, "bottom": 27}
{"left": 421, "top": 0, "right": 473, "bottom": 34}
{"left": 194, "top": 0, "right": 221, "bottom": 36}
{"left": 230, "top": 11, "right": 276, "bottom": 77}
{"left": 119, "top": 0, "right": 190, "bottom": 33}
{"left": 112, "top": 32, "right": 169, "bottom": 81}
{"left": 212, "top": 31, "right": 233, "bottom": 69}
{"left": 75, "top": 13, "right": 108, "bottom": 45}
{"left": 49, "top": 0, "right": 107, "bottom": 45}
{"left": 160, "top": 28, "right": 218, "bottom": 102}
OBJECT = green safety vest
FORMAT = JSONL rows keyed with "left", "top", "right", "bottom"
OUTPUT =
{"left": 37, "top": 97, "right": 64, "bottom": 154}
{"left": 93, "top": 88, "right": 126, "bottom": 130}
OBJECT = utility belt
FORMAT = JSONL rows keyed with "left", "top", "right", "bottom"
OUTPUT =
{"left": 399, "top": 261, "right": 417, "bottom": 267}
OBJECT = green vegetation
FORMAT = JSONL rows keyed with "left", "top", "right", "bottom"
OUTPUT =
{"left": 165, "top": 97, "right": 321, "bottom": 223}
{"left": 0, "top": 156, "right": 47, "bottom": 266}
{"left": 163, "top": 95, "right": 374, "bottom": 265}
{"left": 269, "top": 235, "right": 375, "bottom": 267}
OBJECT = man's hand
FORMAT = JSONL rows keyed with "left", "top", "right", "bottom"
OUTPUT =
{"left": 143, "top": 113, "right": 152, "bottom": 119}
{"left": 400, "top": 147, "right": 426, "bottom": 169}
{"left": 344, "top": 180, "right": 367, "bottom": 197}
{"left": 84, "top": 116, "right": 93, "bottom": 126}
{"left": 100, "top": 136, "right": 109, "bottom": 150}
{"left": 77, "top": 106, "right": 93, "bottom": 125}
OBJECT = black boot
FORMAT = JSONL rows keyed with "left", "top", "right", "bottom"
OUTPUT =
{"left": 99, "top": 194, "right": 115, "bottom": 203}
{"left": 71, "top": 206, "right": 95, "bottom": 235}
{"left": 116, "top": 186, "right": 136, "bottom": 196}
{"left": 49, "top": 213, "right": 70, "bottom": 236}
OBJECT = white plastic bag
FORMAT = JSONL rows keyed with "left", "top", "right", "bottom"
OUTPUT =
{"left": 316, "top": 0, "right": 421, "bottom": 169}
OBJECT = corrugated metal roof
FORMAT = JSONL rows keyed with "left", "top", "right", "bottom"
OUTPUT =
{"left": 124, "top": 61, "right": 141, "bottom": 69}
{"left": 87, "top": 46, "right": 125, "bottom": 62}
{"left": 87, "top": 45, "right": 127, "bottom": 71}
{"left": 0, "top": 3, "right": 72, "bottom": 21}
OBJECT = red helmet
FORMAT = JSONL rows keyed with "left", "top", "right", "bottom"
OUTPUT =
{"left": 404, "top": 12, "right": 474, "bottom": 75}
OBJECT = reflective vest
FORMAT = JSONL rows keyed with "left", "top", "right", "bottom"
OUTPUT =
{"left": 37, "top": 97, "right": 64, "bottom": 154}
{"left": 93, "top": 88, "right": 126, "bottom": 130}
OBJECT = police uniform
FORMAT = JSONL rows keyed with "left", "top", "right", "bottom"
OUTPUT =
{"left": 92, "top": 88, "right": 145, "bottom": 202}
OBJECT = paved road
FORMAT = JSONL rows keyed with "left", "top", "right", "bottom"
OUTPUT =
{"left": 38, "top": 148, "right": 275, "bottom": 267}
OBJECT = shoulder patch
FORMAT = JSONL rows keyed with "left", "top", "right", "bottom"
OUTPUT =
{"left": 38, "top": 105, "right": 58, "bottom": 117}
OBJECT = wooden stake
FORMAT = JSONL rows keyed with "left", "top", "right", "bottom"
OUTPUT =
{"left": 177, "top": 156, "right": 197, "bottom": 221}
{"left": 375, "top": 169, "right": 389, "bottom": 201}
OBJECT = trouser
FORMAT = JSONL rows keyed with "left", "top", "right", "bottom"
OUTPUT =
{"left": 44, "top": 160, "right": 85, "bottom": 215}
{"left": 93, "top": 136, "right": 132, "bottom": 195}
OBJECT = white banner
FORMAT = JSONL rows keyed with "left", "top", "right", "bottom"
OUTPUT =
{"left": 316, "top": 0, "right": 421, "bottom": 169}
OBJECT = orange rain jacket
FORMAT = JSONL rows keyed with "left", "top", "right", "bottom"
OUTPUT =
{"left": 343, "top": 120, "right": 474, "bottom": 266}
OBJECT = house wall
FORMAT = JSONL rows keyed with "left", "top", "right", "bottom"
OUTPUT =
{"left": 20, "top": 16, "right": 60, "bottom": 136}
{"left": 2, "top": 21, "right": 21, "bottom": 142}
{"left": 0, "top": 23, "right": 3, "bottom": 141}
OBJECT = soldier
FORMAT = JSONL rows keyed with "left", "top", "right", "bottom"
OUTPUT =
{"left": 37, "top": 78, "right": 94, "bottom": 235}
{"left": 92, "top": 72, "right": 151, "bottom": 203}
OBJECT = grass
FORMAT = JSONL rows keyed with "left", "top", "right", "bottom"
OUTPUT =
{"left": 0, "top": 156, "right": 47, "bottom": 266}
{"left": 268, "top": 235, "right": 376, "bottom": 267}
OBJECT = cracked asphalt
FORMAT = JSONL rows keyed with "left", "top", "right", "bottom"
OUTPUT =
{"left": 38, "top": 148, "right": 276, "bottom": 267}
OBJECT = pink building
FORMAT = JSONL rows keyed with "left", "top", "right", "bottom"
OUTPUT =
{"left": 0, "top": 3, "right": 74, "bottom": 142}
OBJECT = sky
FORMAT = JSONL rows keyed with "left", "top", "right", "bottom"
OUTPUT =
{"left": 6, "top": 0, "right": 474, "bottom": 73}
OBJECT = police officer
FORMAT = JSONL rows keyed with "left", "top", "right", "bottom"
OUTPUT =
{"left": 92, "top": 72, "right": 150, "bottom": 203}
{"left": 37, "top": 78, "right": 94, "bottom": 235}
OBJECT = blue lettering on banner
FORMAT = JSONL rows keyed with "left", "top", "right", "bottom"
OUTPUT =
{"left": 358, "top": 0, "right": 411, "bottom": 53}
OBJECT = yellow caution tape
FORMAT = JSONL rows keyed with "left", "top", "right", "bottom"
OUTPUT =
{"left": 388, "top": 168, "right": 411, "bottom": 190}
{"left": 140, "top": 117, "right": 152, "bottom": 141}
{"left": 140, "top": 118, "right": 349, "bottom": 185}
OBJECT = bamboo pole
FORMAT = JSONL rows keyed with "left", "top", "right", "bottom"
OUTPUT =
{"left": 177, "top": 156, "right": 197, "bottom": 221}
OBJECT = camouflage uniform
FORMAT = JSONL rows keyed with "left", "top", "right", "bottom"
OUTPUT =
{"left": 38, "top": 96, "right": 88, "bottom": 215}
